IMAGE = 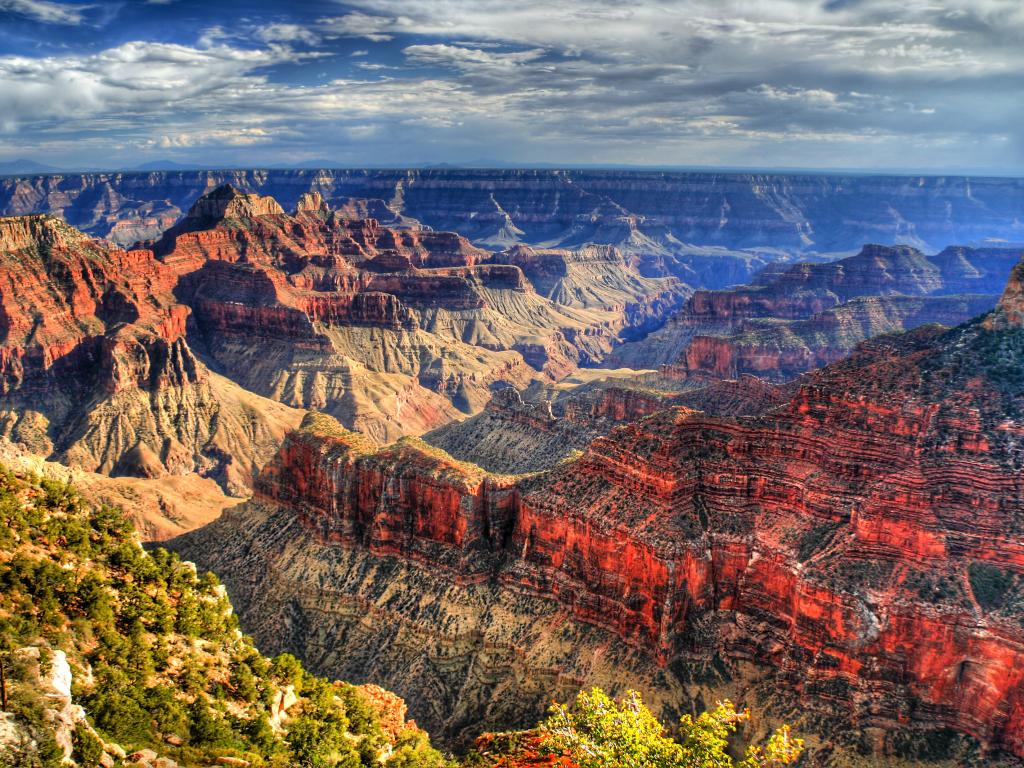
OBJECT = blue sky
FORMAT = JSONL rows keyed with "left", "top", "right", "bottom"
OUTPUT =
{"left": 0, "top": 0, "right": 1022, "bottom": 173}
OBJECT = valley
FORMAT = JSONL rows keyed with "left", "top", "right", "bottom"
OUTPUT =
{"left": 0, "top": 169, "right": 1022, "bottom": 765}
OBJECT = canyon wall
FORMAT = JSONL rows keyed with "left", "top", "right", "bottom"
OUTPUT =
{"left": 612, "top": 243, "right": 1021, "bottom": 378}
{"left": 4, "top": 170, "right": 1023, "bottom": 285}
{"left": 172, "top": 272, "right": 1024, "bottom": 761}
{"left": 0, "top": 184, "right": 689, "bottom": 491}
{"left": 0, "top": 214, "right": 303, "bottom": 497}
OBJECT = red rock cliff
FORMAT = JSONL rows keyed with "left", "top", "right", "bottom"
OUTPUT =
{"left": 250, "top": 282, "right": 1024, "bottom": 758}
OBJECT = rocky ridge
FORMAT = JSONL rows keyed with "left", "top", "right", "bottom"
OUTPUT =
{"left": 5, "top": 170, "right": 1024, "bottom": 281}
{"left": 611, "top": 243, "right": 1021, "bottom": 380}
{"left": 0, "top": 185, "right": 688, "bottom": 513}
{"left": 150, "top": 185, "right": 686, "bottom": 443}
{"left": 0, "top": 213, "right": 304, "bottom": 501}
{"left": 423, "top": 373, "right": 787, "bottom": 474}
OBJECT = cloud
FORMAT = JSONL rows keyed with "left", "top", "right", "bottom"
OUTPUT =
{"left": 0, "top": 40, "right": 309, "bottom": 128}
{"left": 403, "top": 44, "right": 546, "bottom": 72}
{"left": 0, "top": 0, "right": 91, "bottom": 24}
{"left": 257, "top": 23, "right": 321, "bottom": 46}
{"left": 149, "top": 127, "right": 275, "bottom": 148}
{"left": 1, "top": 0, "right": 1023, "bottom": 171}
{"left": 319, "top": 11, "right": 403, "bottom": 42}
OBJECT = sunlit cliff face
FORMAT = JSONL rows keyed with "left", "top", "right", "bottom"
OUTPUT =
{"left": 173, "top": 262, "right": 1024, "bottom": 754}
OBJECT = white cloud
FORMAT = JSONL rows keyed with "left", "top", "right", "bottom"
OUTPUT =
{"left": 319, "top": 11, "right": 405, "bottom": 42}
{"left": 0, "top": 0, "right": 91, "bottom": 24}
{"left": 403, "top": 44, "right": 546, "bottom": 72}
{"left": 751, "top": 85, "right": 842, "bottom": 108}
{"left": 0, "top": 40, "right": 308, "bottom": 127}
{"left": 257, "top": 23, "right": 321, "bottom": 46}
{"left": 150, "top": 127, "right": 274, "bottom": 148}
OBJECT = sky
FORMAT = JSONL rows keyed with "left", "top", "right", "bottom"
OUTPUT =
{"left": 0, "top": 0, "right": 1022, "bottom": 173}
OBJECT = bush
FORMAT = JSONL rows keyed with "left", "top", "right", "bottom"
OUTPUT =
{"left": 969, "top": 562, "right": 1016, "bottom": 611}
{"left": 540, "top": 688, "right": 803, "bottom": 768}
{"left": 72, "top": 725, "right": 106, "bottom": 767}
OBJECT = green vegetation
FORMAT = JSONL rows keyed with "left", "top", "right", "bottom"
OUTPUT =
{"left": 539, "top": 688, "right": 803, "bottom": 768}
{"left": 796, "top": 522, "right": 844, "bottom": 562}
{"left": 300, "top": 411, "right": 376, "bottom": 453}
{"left": 903, "top": 568, "right": 969, "bottom": 608}
{"left": 0, "top": 468, "right": 448, "bottom": 768}
{"left": 968, "top": 561, "right": 1023, "bottom": 613}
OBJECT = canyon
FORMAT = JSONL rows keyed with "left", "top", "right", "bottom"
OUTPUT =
{"left": 3, "top": 169, "right": 1024, "bottom": 287}
{"left": 171, "top": 263, "right": 1024, "bottom": 763}
{"left": 611, "top": 243, "right": 1021, "bottom": 377}
{"left": 0, "top": 184, "right": 687, "bottom": 528}
{"left": 1, "top": 169, "right": 1023, "bottom": 764}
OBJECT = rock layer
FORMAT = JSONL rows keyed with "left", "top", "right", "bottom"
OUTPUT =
{"left": 612, "top": 243, "right": 1021, "bottom": 379}
{"left": 0, "top": 185, "right": 688, "bottom": 489}
{"left": 0, "top": 214, "right": 304, "bottom": 496}
{"left": 174, "top": 263, "right": 1024, "bottom": 761}
{"left": 157, "top": 186, "right": 687, "bottom": 442}
{"left": 5, "top": 170, "right": 1024, "bottom": 277}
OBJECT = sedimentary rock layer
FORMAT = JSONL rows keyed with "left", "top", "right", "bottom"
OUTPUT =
{"left": 612, "top": 243, "right": 1020, "bottom": 377}
{"left": 0, "top": 184, "right": 688, "bottom": 487}
{"left": 5, "top": 170, "right": 1024, "bottom": 272}
{"left": 0, "top": 214, "right": 304, "bottom": 496}
{"left": 174, "top": 265, "right": 1024, "bottom": 761}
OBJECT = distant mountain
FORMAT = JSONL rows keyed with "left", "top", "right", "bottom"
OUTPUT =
{"left": 0, "top": 158, "right": 58, "bottom": 176}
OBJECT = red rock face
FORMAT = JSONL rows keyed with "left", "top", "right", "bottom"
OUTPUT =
{"left": 150, "top": 185, "right": 488, "bottom": 275}
{"left": 0, "top": 215, "right": 187, "bottom": 396}
{"left": 253, "top": 280, "right": 1024, "bottom": 758}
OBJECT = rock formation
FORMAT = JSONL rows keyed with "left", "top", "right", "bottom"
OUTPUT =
{"left": 0, "top": 185, "right": 689, "bottom": 502}
{"left": 5, "top": 170, "right": 1024, "bottom": 280}
{"left": 423, "top": 373, "right": 785, "bottom": 474}
{"left": 612, "top": 243, "right": 1021, "bottom": 380}
{"left": 152, "top": 185, "right": 688, "bottom": 443}
{"left": 0, "top": 214, "right": 304, "bottom": 500}
{"left": 172, "top": 257, "right": 1024, "bottom": 763}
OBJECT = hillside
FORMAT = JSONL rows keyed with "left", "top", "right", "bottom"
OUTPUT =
{"left": 0, "top": 467, "right": 450, "bottom": 768}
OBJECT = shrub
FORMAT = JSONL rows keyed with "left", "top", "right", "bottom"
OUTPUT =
{"left": 540, "top": 688, "right": 803, "bottom": 768}
{"left": 969, "top": 562, "right": 1016, "bottom": 611}
{"left": 72, "top": 725, "right": 106, "bottom": 767}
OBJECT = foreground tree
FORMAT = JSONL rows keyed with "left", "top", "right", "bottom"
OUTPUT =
{"left": 539, "top": 688, "right": 803, "bottom": 768}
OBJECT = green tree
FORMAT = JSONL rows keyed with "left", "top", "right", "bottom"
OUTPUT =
{"left": 71, "top": 725, "right": 106, "bottom": 767}
{"left": 189, "top": 698, "right": 232, "bottom": 747}
{"left": 285, "top": 714, "right": 348, "bottom": 767}
{"left": 539, "top": 688, "right": 803, "bottom": 768}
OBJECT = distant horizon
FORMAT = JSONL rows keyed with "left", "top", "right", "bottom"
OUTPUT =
{"left": 3, "top": 158, "right": 1024, "bottom": 181}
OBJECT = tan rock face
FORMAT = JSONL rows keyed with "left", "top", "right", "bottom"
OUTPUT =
{"left": 184, "top": 184, "right": 285, "bottom": 221}
{"left": 172, "top": 265, "right": 1024, "bottom": 759}
{"left": 987, "top": 258, "right": 1024, "bottom": 329}
{"left": 153, "top": 185, "right": 688, "bottom": 441}
{"left": 0, "top": 184, "right": 689, "bottom": 526}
